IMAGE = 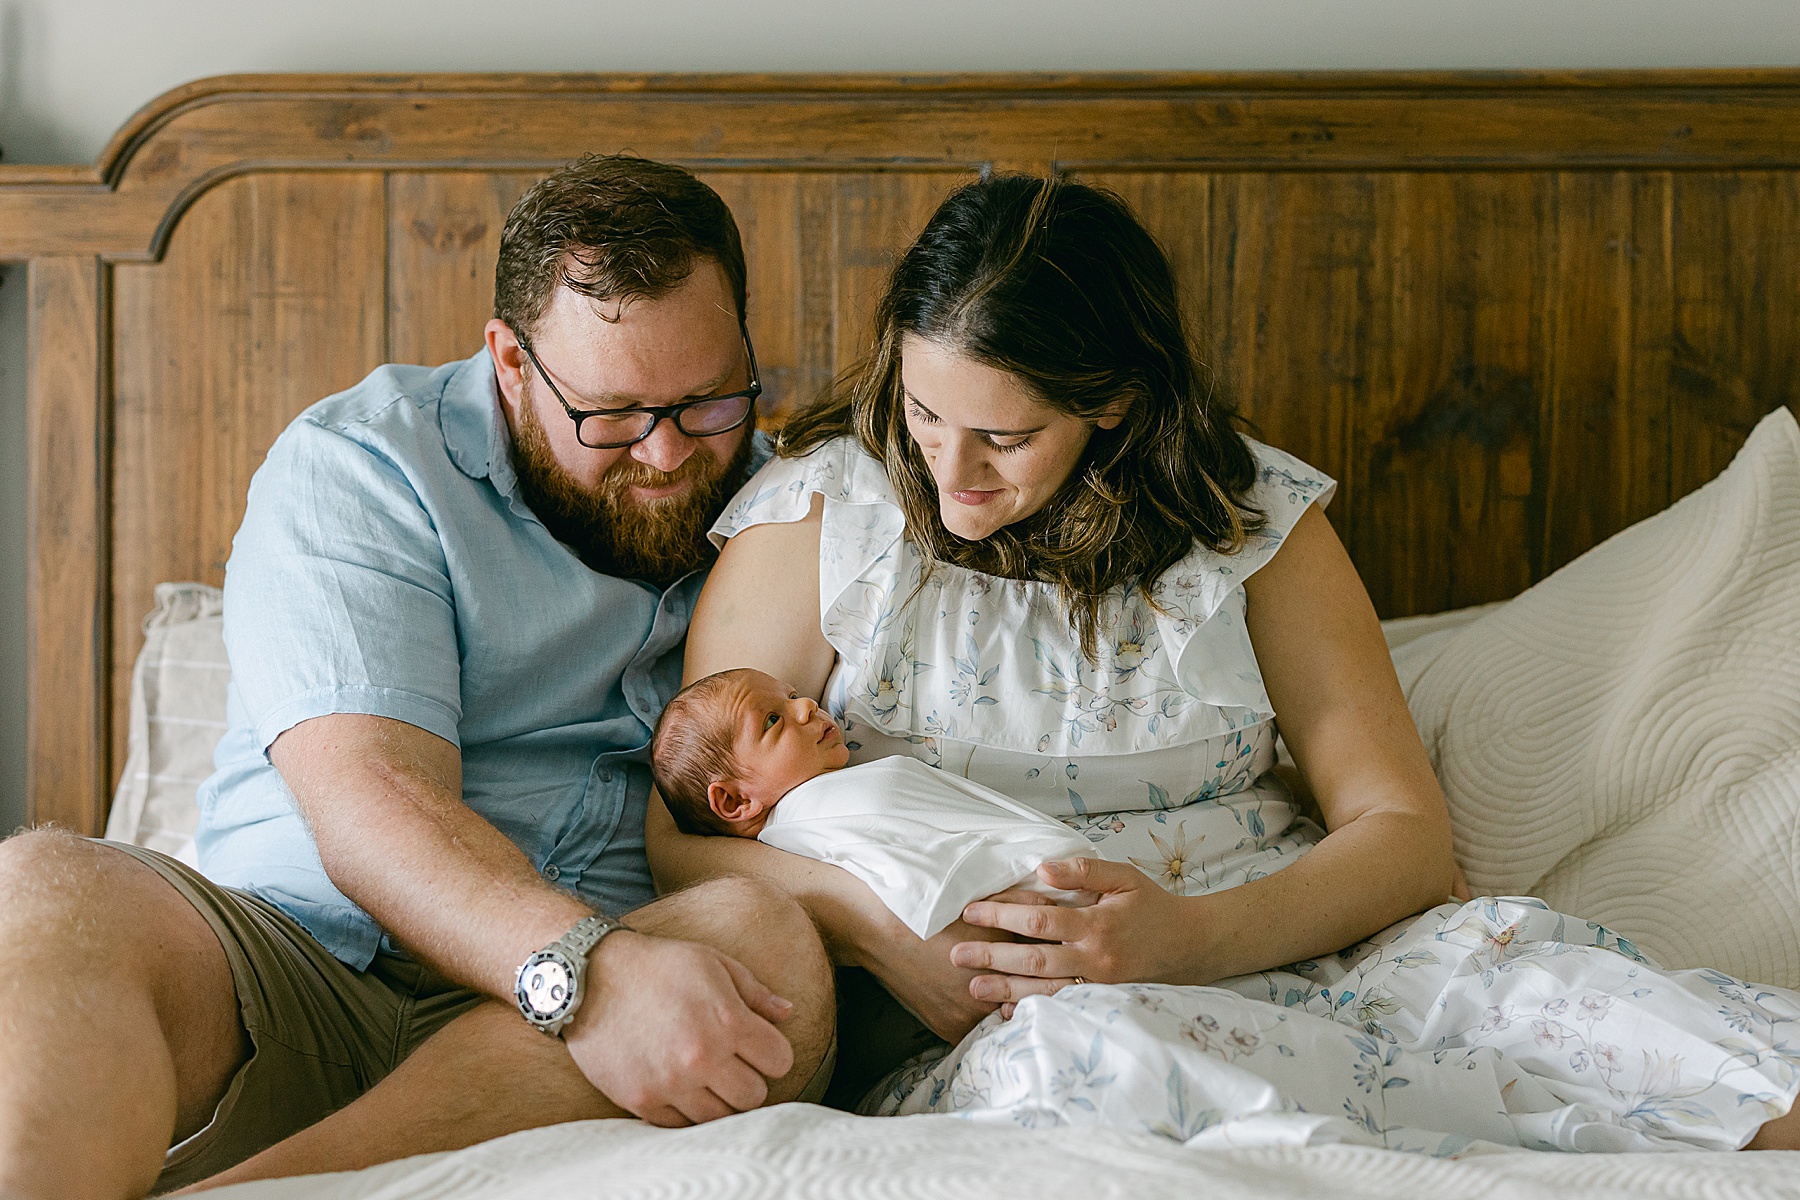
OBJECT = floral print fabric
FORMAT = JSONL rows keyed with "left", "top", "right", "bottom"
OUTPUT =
{"left": 710, "top": 436, "right": 1334, "bottom": 897}
{"left": 713, "top": 436, "right": 1800, "bottom": 1153}
{"left": 873, "top": 898, "right": 1800, "bottom": 1152}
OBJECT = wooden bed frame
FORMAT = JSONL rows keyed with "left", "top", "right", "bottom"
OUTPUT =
{"left": 5, "top": 71, "right": 1799, "bottom": 835}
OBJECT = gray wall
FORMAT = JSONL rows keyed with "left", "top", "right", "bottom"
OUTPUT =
{"left": 4, "top": 0, "right": 1800, "bottom": 827}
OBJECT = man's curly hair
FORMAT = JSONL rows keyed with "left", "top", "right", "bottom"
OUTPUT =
{"left": 494, "top": 154, "right": 747, "bottom": 341}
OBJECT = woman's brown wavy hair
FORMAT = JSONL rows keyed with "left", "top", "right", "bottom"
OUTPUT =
{"left": 777, "top": 174, "right": 1262, "bottom": 655}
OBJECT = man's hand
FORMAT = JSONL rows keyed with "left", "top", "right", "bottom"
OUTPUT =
{"left": 562, "top": 929, "right": 796, "bottom": 1126}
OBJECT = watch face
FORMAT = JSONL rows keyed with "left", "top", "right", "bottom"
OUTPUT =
{"left": 521, "top": 957, "right": 574, "bottom": 1018}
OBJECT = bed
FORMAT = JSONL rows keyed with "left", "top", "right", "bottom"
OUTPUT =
{"left": 4, "top": 71, "right": 1799, "bottom": 1196}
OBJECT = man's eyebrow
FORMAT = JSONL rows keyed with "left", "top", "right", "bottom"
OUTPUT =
{"left": 902, "top": 388, "right": 1047, "bottom": 438}
{"left": 562, "top": 364, "right": 738, "bottom": 412}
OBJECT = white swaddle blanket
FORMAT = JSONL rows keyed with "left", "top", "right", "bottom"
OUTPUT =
{"left": 757, "top": 756, "right": 1097, "bottom": 938}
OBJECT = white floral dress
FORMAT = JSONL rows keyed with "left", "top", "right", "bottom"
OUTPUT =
{"left": 711, "top": 436, "right": 1800, "bottom": 1155}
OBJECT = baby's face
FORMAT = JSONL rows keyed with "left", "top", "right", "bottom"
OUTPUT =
{"left": 725, "top": 670, "right": 852, "bottom": 804}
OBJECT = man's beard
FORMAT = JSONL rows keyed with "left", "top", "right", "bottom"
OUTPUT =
{"left": 509, "top": 383, "right": 755, "bottom": 589}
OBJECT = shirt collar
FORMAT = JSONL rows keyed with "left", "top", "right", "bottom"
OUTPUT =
{"left": 439, "top": 347, "right": 522, "bottom": 501}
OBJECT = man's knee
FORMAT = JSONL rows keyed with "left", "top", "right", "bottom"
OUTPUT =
{"left": 629, "top": 876, "right": 834, "bottom": 1083}
{"left": 0, "top": 828, "right": 116, "bottom": 937}
{"left": 694, "top": 875, "right": 816, "bottom": 937}
{"left": 0, "top": 825, "right": 93, "bottom": 875}
{"left": 635, "top": 876, "right": 827, "bottom": 982}
{"left": 680, "top": 878, "right": 834, "bottom": 1102}
{"left": 0, "top": 831, "right": 223, "bottom": 993}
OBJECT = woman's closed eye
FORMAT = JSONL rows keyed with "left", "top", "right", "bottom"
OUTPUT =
{"left": 906, "top": 397, "right": 940, "bottom": 426}
{"left": 907, "top": 398, "right": 1032, "bottom": 453}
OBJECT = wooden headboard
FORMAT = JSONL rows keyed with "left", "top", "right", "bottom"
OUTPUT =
{"left": 6, "top": 71, "right": 1799, "bottom": 834}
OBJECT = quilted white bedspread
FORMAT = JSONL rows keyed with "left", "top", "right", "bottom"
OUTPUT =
{"left": 213, "top": 1104, "right": 1800, "bottom": 1199}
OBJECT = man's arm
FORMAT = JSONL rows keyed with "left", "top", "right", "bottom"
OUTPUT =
{"left": 272, "top": 713, "right": 797, "bottom": 1126}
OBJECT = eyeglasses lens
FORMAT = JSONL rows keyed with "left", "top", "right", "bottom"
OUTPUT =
{"left": 578, "top": 413, "right": 654, "bottom": 449}
{"left": 678, "top": 395, "right": 755, "bottom": 435}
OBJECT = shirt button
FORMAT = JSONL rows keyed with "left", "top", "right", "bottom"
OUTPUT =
{"left": 543, "top": 864, "right": 561, "bottom": 881}
{"left": 596, "top": 770, "right": 612, "bottom": 784}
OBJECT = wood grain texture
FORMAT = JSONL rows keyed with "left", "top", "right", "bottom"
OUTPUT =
{"left": 1541, "top": 171, "right": 1675, "bottom": 574}
{"left": 110, "top": 173, "right": 389, "bottom": 780}
{"left": 826, "top": 174, "right": 964, "bottom": 382}
{"left": 7, "top": 73, "right": 1800, "bottom": 260}
{"left": 1360, "top": 173, "right": 1551, "bottom": 617}
{"left": 1668, "top": 172, "right": 1800, "bottom": 487}
{"left": 387, "top": 173, "right": 541, "bottom": 366}
{"left": 7, "top": 72, "right": 1800, "bottom": 821}
{"left": 699, "top": 173, "right": 812, "bottom": 413}
{"left": 26, "top": 258, "right": 110, "bottom": 832}
{"left": 701, "top": 171, "right": 966, "bottom": 417}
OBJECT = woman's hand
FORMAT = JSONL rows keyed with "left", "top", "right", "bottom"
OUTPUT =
{"left": 951, "top": 857, "right": 1204, "bottom": 1008}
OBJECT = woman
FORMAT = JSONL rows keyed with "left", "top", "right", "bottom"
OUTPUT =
{"left": 650, "top": 176, "right": 1800, "bottom": 1152}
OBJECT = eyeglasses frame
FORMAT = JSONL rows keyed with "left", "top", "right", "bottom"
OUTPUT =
{"left": 514, "top": 323, "right": 762, "bottom": 450}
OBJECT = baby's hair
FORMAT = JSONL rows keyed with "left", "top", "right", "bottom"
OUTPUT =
{"left": 651, "top": 668, "right": 756, "bottom": 836}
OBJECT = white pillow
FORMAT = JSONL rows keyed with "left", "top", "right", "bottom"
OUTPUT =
{"left": 105, "top": 582, "right": 227, "bottom": 864}
{"left": 1408, "top": 407, "right": 1800, "bottom": 988}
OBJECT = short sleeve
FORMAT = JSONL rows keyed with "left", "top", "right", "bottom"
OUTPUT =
{"left": 709, "top": 437, "right": 898, "bottom": 544}
{"left": 1153, "top": 439, "right": 1337, "bottom": 721}
{"left": 1148, "top": 439, "right": 1336, "bottom": 629}
{"left": 710, "top": 438, "right": 908, "bottom": 637}
{"left": 222, "top": 417, "right": 462, "bottom": 755}
{"left": 1238, "top": 439, "right": 1338, "bottom": 566}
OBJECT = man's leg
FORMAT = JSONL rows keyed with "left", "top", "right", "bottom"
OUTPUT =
{"left": 0, "top": 832, "right": 248, "bottom": 1200}
{"left": 190, "top": 876, "right": 834, "bottom": 1190}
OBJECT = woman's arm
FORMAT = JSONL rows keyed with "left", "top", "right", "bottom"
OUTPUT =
{"left": 649, "top": 498, "right": 1012, "bottom": 1039}
{"left": 647, "top": 496, "right": 841, "bottom": 912}
{"left": 953, "top": 505, "right": 1458, "bottom": 993}
{"left": 1203, "top": 502, "right": 1458, "bottom": 963}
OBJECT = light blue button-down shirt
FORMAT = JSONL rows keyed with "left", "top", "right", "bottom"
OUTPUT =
{"left": 196, "top": 349, "right": 715, "bottom": 969}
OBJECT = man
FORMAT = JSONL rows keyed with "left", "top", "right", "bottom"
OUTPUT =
{"left": 0, "top": 156, "right": 834, "bottom": 1200}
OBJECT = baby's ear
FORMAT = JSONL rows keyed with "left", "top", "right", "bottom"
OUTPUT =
{"left": 708, "top": 780, "right": 755, "bottom": 822}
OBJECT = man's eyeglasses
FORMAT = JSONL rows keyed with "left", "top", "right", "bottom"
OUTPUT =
{"left": 516, "top": 325, "right": 761, "bottom": 450}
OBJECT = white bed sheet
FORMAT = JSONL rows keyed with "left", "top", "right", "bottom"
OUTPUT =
{"left": 211, "top": 1104, "right": 1800, "bottom": 1200}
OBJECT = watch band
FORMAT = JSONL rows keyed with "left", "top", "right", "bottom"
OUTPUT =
{"left": 514, "top": 913, "right": 624, "bottom": 1037}
{"left": 556, "top": 913, "right": 622, "bottom": 962}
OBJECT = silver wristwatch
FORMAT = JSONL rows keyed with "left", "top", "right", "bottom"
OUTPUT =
{"left": 514, "top": 914, "right": 624, "bottom": 1037}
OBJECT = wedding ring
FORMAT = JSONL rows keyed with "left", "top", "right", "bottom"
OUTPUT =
{"left": 1072, "top": 976, "right": 1089, "bottom": 986}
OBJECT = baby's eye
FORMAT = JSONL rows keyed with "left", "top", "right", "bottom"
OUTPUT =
{"left": 764, "top": 712, "right": 780, "bottom": 730}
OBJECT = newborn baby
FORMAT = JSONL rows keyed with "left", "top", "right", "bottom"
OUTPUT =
{"left": 651, "top": 668, "right": 1097, "bottom": 938}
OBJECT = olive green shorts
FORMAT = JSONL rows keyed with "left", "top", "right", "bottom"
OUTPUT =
{"left": 110, "top": 843, "right": 832, "bottom": 1193}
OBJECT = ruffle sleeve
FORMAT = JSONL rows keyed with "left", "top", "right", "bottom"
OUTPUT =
{"left": 709, "top": 437, "right": 907, "bottom": 639}
{"left": 1151, "top": 439, "right": 1337, "bottom": 726}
